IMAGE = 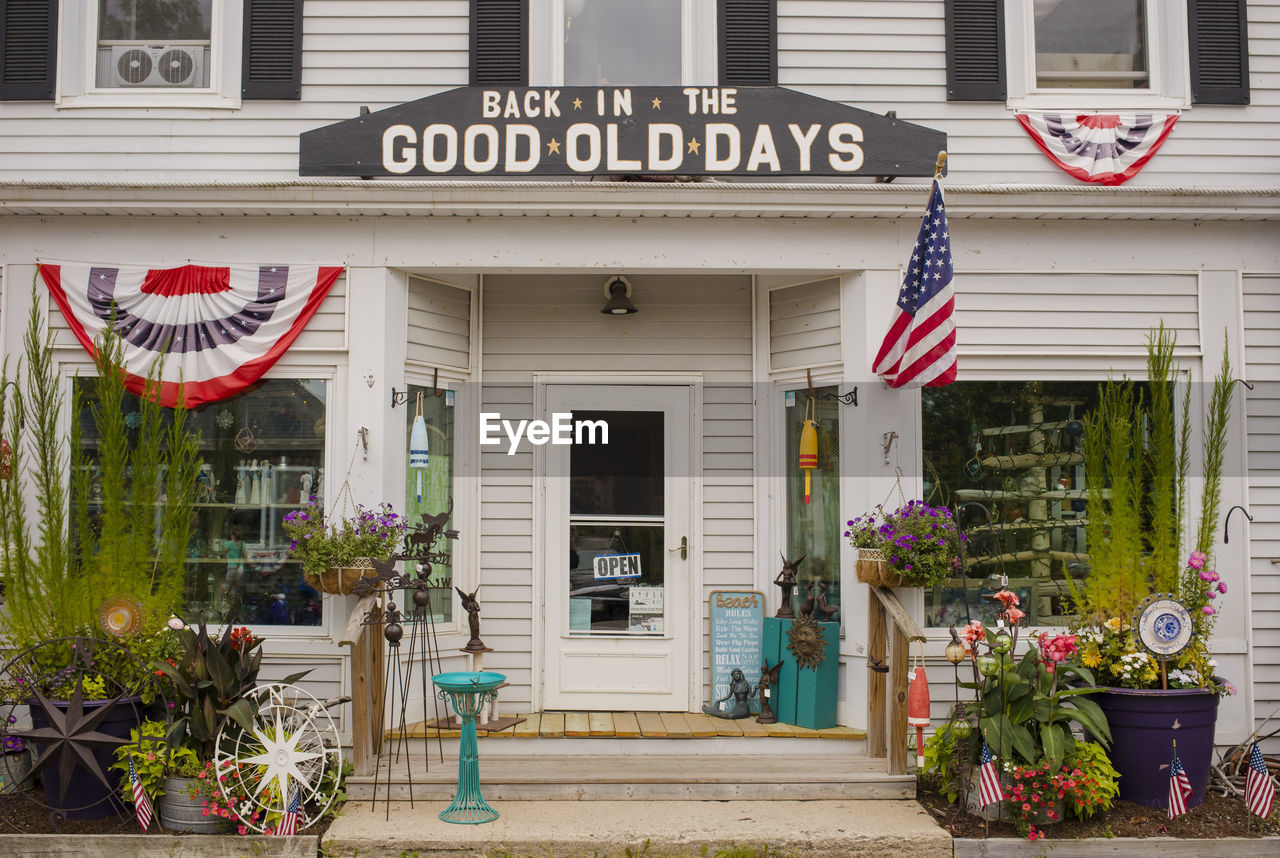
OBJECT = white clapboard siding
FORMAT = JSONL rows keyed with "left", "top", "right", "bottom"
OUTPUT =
{"left": 48, "top": 272, "right": 348, "bottom": 352}
{"left": 259, "top": 653, "right": 347, "bottom": 730}
{"left": 1, "top": 2, "right": 1278, "bottom": 186}
{"left": 769, "top": 277, "right": 841, "bottom": 372}
{"left": 481, "top": 274, "right": 754, "bottom": 711}
{"left": 954, "top": 272, "right": 1201, "bottom": 373}
{"left": 407, "top": 276, "right": 471, "bottom": 371}
{"left": 1244, "top": 273, "right": 1280, "bottom": 748}
{"left": 776, "top": 0, "right": 1280, "bottom": 187}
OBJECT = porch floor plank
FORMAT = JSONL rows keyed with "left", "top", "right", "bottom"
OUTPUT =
{"left": 763, "top": 721, "right": 796, "bottom": 738}
{"left": 588, "top": 712, "right": 615, "bottom": 736}
{"left": 564, "top": 712, "right": 591, "bottom": 737}
{"left": 612, "top": 712, "right": 642, "bottom": 737}
{"left": 513, "top": 713, "right": 541, "bottom": 738}
{"left": 636, "top": 712, "right": 667, "bottom": 737}
{"left": 660, "top": 712, "right": 693, "bottom": 738}
{"left": 736, "top": 718, "right": 771, "bottom": 737}
{"left": 711, "top": 717, "right": 744, "bottom": 737}
{"left": 682, "top": 712, "right": 719, "bottom": 737}
{"left": 539, "top": 712, "right": 565, "bottom": 738}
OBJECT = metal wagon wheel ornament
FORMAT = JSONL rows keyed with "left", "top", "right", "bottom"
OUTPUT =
{"left": 213, "top": 682, "right": 343, "bottom": 834}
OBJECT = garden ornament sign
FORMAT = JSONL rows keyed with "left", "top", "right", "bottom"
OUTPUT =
{"left": 300, "top": 86, "right": 945, "bottom": 178}
{"left": 1134, "top": 593, "right": 1194, "bottom": 689}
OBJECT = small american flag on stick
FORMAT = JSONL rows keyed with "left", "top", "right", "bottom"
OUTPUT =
{"left": 977, "top": 741, "right": 1005, "bottom": 808}
{"left": 128, "top": 756, "right": 153, "bottom": 832}
{"left": 1245, "top": 742, "right": 1275, "bottom": 819}
{"left": 1168, "top": 742, "right": 1193, "bottom": 820}
{"left": 276, "top": 786, "right": 301, "bottom": 836}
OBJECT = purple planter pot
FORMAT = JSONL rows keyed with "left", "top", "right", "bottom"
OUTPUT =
{"left": 29, "top": 696, "right": 141, "bottom": 820}
{"left": 1092, "top": 685, "right": 1220, "bottom": 810}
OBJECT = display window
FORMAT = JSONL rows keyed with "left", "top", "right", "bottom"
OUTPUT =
{"left": 403, "top": 382, "right": 455, "bottom": 623}
{"left": 783, "top": 385, "right": 841, "bottom": 623}
{"left": 75, "top": 377, "right": 327, "bottom": 627}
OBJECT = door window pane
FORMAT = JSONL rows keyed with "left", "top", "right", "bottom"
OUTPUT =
{"left": 75, "top": 378, "right": 326, "bottom": 628}
{"left": 784, "top": 388, "right": 840, "bottom": 623}
{"left": 1034, "top": 0, "right": 1149, "bottom": 89}
{"left": 405, "top": 384, "right": 454, "bottom": 623}
{"left": 564, "top": 0, "right": 681, "bottom": 86}
{"left": 568, "top": 408, "right": 665, "bottom": 635}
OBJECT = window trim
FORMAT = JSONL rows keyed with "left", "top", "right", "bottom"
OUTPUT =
{"left": 55, "top": 0, "right": 242, "bottom": 110}
{"left": 528, "top": 0, "right": 715, "bottom": 86}
{"left": 1005, "top": 0, "right": 1189, "bottom": 111}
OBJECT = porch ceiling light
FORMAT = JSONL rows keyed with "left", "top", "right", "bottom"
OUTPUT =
{"left": 601, "top": 275, "right": 637, "bottom": 315}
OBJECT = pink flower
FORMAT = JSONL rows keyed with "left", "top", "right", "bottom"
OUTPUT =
{"left": 1199, "top": 570, "right": 1214, "bottom": 581}
{"left": 1022, "top": 803, "right": 1031, "bottom": 811}
{"left": 1218, "top": 581, "right": 1228, "bottom": 594}
{"left": 994, "top": 589, "right": 1021, "bottom": 608}
{"left": 1203, "top": 606, "right": 1216, "bottom": 615}
{"left": 1209, "top": 570, "right": 1220, "bottom": 582}
{"left": 1187, "top": 551, "right": 1207, "bottom": 570}
{"left": 962, "top": 620, "right": 985, "bottom": 648}
{"left": 1206, "top": 590, "right": 1217, "bottom": 600}
{"left": 1005, "top": 605, "right": 1026, "bottom": 626}
{"left": 237, "top": 826, "right": 247, "bottom": 835}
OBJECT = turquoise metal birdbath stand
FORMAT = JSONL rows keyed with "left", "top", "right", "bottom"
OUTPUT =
{"left": 432, "top": 670, "right": 505, "bottom": 824}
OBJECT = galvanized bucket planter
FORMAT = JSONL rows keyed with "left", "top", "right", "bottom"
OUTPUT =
{"left": 0, "top": 749, "right": 34, "bottom": 794}
{"left": 158, "top": 776, "right": 232, "bottom": 833}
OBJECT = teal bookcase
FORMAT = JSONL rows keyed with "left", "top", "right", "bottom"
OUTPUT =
{"left": 763, "top": 616, "right": 839, "bottom": 729}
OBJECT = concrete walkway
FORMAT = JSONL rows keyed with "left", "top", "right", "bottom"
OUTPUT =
{"left": 322, "top": 799, "right": 952, "bottom": 858}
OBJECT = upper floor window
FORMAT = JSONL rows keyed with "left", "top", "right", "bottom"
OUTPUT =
{"left": 1033, "top": 0, "right": 1148, "bottom": 90}
{"left": 96, "top": 0, "right": 213, "bottom": 90}
{"left": 563, "top": 0, "right": 681, "bottom": 86}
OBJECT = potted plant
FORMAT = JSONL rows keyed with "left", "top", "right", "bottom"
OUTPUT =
{"left": 924, "top": 588, "right": 1117, "bottom": 841}
{"left": 109, "top": 719, "right": 228, "bottom": 833}
{"left": 846, "top": 500, "right": 967, "bottom": 587}
{"left": 282, "top": 498, "right": 407, "bottom": 594}
{"left": 1065, "top": 325, "right": 1237, "bottom": 809}
{"left": 0, "top": 288, "right": 202, "bottom": 818}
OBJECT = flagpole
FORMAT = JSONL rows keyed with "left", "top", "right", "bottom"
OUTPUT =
{"left": 934, "top": 151, "right": 947, "bottom": 180}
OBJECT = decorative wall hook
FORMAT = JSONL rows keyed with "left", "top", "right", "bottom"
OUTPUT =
{"left": 823, "top": 388, "right": 858, "bottom": 407}
{"left": 1224, "top": 505, "right": 1253, "bottom": 544}
{"left": 390, "top": 387, "right": 411, "bottom": 408}
{"left": 881, "top": 431, "right": 898, "bottom": 465}
{"left": 1232, "top": 377, "right": 1255, "bottom": 391}
{"left": 358, "top": 427, "right": 369, "bottom": 457}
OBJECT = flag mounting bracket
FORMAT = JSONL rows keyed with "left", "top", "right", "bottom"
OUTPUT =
{"left": 804, "top": 369, "right": 858, "bottom": 407}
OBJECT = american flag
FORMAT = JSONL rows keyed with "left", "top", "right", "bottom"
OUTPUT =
{"left": 128, "top": 756, "right": 153, "bottom": 832}
{"left": 977, "top": 741, "right": 1006, "bottom": 808}
{"left": 276, "top": 786, "right": 301, "bottom": 836}
{"left": 872, "top": 180, "right": 957, "bottom": 389}
{"left": 1245, "top": 742, "right": 1275, "bottom": 819}
{"left": 1168, "top": 745, "right": 1193, "bottom": 819}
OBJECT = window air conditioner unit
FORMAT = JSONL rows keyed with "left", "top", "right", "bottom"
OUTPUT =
{"left": 110, "top": 45, "right": 204, "bottom": 87}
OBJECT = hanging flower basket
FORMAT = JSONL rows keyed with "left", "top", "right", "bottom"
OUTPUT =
{"left": 855, "top": 549, "right": 903, "bottom": 588}
{"left": 306, "top": 557, "right": 377, "bottom": 595}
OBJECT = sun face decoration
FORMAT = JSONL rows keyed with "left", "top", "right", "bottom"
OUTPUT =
{"left": 99, "top": 596, "right": 144, "bottom": 637}
{"left": 786, "top": 612, "right": 827, "bottom": 671}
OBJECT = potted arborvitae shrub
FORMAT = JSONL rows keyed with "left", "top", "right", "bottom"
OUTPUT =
{"left": 1066, "top": 324, "right": 1236, "bottom": 810}
{"left": 0, "top": 285, "right": 201, "bottom": 818}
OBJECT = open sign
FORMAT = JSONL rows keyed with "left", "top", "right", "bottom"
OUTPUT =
{"left": 593, "top": 553, "right": 642, "bottom": 580}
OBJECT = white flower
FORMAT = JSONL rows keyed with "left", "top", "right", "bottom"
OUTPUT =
{"left": 167, "top": 616, "right": 185, "bottom": 631}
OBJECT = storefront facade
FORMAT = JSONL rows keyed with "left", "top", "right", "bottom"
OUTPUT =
{"left": 1, "top": 1, "right": 1277, "bottom": 750}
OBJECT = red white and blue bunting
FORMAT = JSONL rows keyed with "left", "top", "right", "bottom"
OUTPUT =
{"left": 1015, "top": 112, "right": 1179, "bottom": 186}
{"left": 39, "top": 261, "right": 344, "bottom": 408}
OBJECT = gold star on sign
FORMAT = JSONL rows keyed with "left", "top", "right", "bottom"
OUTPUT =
{"left": 572, "top": 97, "right": 583, "bottom": 110}
{"left": 547, "top": 138, "right": 561, "bottom": 155}
{"left": 687, "top": 138, "right": 701, "bottom": 155}
{"left": 651, "top": 97, "right": 661, "bottom": 109}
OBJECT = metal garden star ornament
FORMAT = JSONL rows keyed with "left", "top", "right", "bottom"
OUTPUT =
{"left": 12, "top": 682, "right": 132, "bottom": 803}
{"left": 242, "top": 699, "right": 322, "bottom": 803}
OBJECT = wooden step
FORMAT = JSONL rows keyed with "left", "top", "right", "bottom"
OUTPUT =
{"left": 347, "top": 752, "right": 914, "bottom": 802}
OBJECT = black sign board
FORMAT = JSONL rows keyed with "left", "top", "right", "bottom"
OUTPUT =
{"left": 299, "top": 86, "right": 945, "bottom": 179}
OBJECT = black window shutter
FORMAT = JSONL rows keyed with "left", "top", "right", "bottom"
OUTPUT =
{"left": 0, "top": 0, "right": 57, "bottom": 101}
{"left": 471, "top": 0, "right": 527, "bottom": 86}
{"left": 945, "top": 0, "right": 1005, "bottom": 101}
{"left": 1189, "top": 0, "right": 1249, "bottom": 104}
{"left": 242, "top": 0, "right": 303, "bottom": 100}
{"left": 719, "top": 0, "right": 776, "bottom": 86}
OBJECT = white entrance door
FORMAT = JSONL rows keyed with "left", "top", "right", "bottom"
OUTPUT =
{"left": 542, "top": 385, "right": 693, "bottom": 711}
